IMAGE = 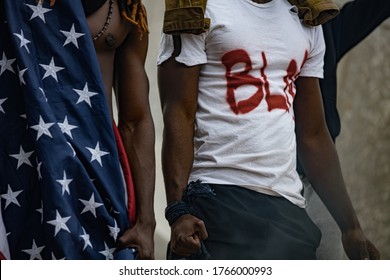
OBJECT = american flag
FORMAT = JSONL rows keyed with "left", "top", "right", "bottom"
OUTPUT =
{"left": 0, "top": 0, "right": 136, "bottom": 259}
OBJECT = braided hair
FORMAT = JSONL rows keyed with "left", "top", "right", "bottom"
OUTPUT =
{"left": 118, "top": 0, "right": 148, "bottom": 34}
{"left": 40, "top": 0, "right": 56, "bottom": 6}
{"left": 38, "top": 0, "right": 148, "bottom": 33}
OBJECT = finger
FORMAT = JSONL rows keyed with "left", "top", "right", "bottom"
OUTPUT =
{"left": 172, "top": 235, "right": 201, "bottom": 256}
{"left": 117, "top": 232, "right": 139, "bottom": 251}
{"left": 194, "top": 220, "right": 208, "bottom": 240}
{"left": 116, "top": 235, "right": 130, "bottom": 250}
{"left": 116, "top": 237, "right": 128, "bottom": 251}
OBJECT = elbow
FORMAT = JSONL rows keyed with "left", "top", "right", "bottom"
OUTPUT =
{"left": 296, "top": 125, "right": 334, "bottom": 156}
{"left": 118, "top": 113, "right": 154, "bottom": 137}
{"left": 162, "top": 106, "right": 196, "bottom": 131}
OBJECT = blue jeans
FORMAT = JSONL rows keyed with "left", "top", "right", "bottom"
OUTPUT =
{"left": 189, "top": 183, "right": 321, "bottom": 260}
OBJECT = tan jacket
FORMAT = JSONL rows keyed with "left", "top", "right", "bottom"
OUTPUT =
{"left": 163, "top": 0, "right": 339, "bottom": 34}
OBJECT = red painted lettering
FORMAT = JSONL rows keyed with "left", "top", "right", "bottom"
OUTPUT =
{"left": 222, "top": 49, "right": 265, "bottom": 115}
{"left": 222, "top": 50, "right": 308, "bottom": 114}
{"left": 261, "top": 52, "right": 289, "bottom": 112}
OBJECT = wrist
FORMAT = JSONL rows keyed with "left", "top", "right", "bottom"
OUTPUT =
{"left": 165, "top": 200, "right": 191, "bottom": 226}
{"left": 135, "top": 213, "right": 156, "bottom": 228}
{"left": 339, "top": 217, "right": 362, "bottom": 234}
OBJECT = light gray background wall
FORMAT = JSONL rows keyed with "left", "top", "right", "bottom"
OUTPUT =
{"left": 333, "top": 0, "right": 390, "bottom": 260}
{"left": 140, "top": 0, "right": 390, "bottom": 259}
{"left": 141, "top": 0, "right": 168, "bottom": 260}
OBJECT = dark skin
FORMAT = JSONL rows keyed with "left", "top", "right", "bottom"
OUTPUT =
{"left": 86, "top": 0, "right": 156, "bottom": 259}
{"left": 158, "top": 19, "right": 379, "bottom": 259}
{"left": 158, "top": 58, "right": 207, "bottom": 256}
{"left": 294, "top": 77, "right": 379, "bottom": 260}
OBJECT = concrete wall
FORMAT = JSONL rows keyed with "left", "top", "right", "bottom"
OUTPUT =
{"left": 142, "top": 0, "right": 168, "bottom": 260}
{"left": 334, "top": 0, "right": 390, "bottom": 260}
{"left": 141, "top": 0, "right": 390, "bottom": 259}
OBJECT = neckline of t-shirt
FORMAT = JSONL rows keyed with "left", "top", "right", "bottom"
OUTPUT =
{"left": 241, "top": 0, "right": 278, "bottom": 8}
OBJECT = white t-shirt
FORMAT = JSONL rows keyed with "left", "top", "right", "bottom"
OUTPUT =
{"left": 157, "top": 0, "right": 325, "bottom": 207}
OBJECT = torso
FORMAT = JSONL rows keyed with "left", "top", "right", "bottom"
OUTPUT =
{"left": 185, "top": 0, "right": 324, "bottom": 206}
{"left": 85, "top": 0, "right": 133, "bottom": 117}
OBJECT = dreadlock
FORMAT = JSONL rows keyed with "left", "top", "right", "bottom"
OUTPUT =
{"left": 119, "top": 0, "right": 149, "bottom": 34}
{"left": 39, "top": 0, "right": 148, "bottom": 33}
{"left": 38, "top": 0, "right": 55, "bottom": 6}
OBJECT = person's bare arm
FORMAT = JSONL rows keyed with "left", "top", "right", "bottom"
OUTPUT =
{"left": 294, "top": 77, "right": 380, "bottom": 259}
{"left": 157, "top": 44, "right": 208, "bottom": 257}
{"left": 114, "top": 26, "right": 156, "bottom": 260}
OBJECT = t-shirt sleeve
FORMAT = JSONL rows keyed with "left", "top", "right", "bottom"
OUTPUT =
{"left": 157, "top": 32, "right": 208, "bottom": 67}
{"left": 299, "top": 25, "right": 325, "bottom": 78}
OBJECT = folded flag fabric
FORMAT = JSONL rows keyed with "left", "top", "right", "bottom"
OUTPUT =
{"left": 0, "top": 0, "right": 134, "bottom": 260}
{"left": 0, "top": 200, "right": 10, "bottom": 260}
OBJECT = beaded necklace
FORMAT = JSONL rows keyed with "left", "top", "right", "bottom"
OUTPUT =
{"left": 92, "top": 0, "right": 114, "bottom": 41}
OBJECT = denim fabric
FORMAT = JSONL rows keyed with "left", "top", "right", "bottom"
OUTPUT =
{"left": 163, "top": 0, "right": 339, "bottom": 35}
{"left": 191, "top": 184, "right": 321, "bottom": 259}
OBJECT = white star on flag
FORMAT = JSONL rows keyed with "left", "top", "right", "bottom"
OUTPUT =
{"left": 61, "top": 23, "right": 85, "bottom": 48}
{"left": 99, "top": 242, "right": 115, "bottom": 260}
{"left": 80, "top": 227, "right": 93, "bottom": 250}
{"left": 0, "top": 98, "right": 7, "bottom": 114}
{"left": 40, "top": 57, "right": 65, "bottom": 81}
{"left": 17, "top": 66, "right": 28, "bottom": 85}
{"left": 31, "top": 115, "right": 55, "bottom": 140}
{"left": 26, "top": 3, "right": 52, "bottom": 23}
{"left": 0, "top": 52, "right": 15, "bottom": 76}
{"left": 79, "top": 193, "right": 104, "bottom": 218}
{"left": 1, "top": 185, "right": 23, "bottom": 209}
{"left": 9, "top": 145, "right": 34, "bottom": 169}
{"left": 47, "top": 210, "right": 71, "bottom": 237}
{"left": 13, "top": 30, "right": 31, "bottom": 53}
{"left": 22, "top": 239, "right": 45, "bottom": 260}
{"left": 58, "top": 116, "right": 78, "bottom": 138}
{"left": 86, "top": 142, "right": 110, "bottom": 166}
{"left": 73, "top": 83, "right": 99, "bottom": 107}
{"left": 108, "top": 220, "right": 120, "bottom": 241}
{"left": 56, "top": 171, "right": 73, "bottom": 196}
{"left": 51, "top": 252, "right": 66, "bottom": 260}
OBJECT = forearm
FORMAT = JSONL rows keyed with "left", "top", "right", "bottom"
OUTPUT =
{"left": 298, "top": 130, "right": 361, "bottom": 232}
{"left": 118, "top": 117, "right": 156, "bottom": 225}
{"left": 158, "top": 59, "right": 200, "bottom": 205}
{"left": 162, "top": 112, "right": 195, "bottom": 204}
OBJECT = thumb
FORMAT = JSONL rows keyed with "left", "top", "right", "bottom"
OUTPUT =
{"left": 117, "top": 230, "right": 137, "bottom": 250}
